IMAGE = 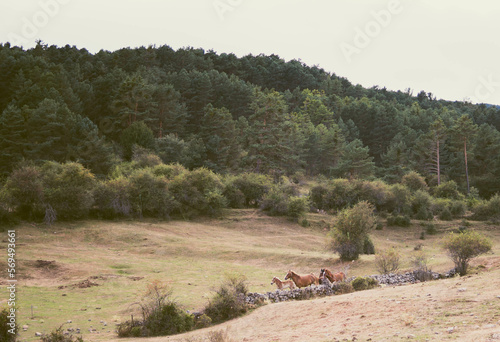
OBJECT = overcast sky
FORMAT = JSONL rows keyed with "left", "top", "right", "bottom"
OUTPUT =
{"left": 1, "top": 0, "right": 500, "bottom": 105}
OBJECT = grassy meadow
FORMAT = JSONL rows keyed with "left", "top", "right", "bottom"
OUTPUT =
{"left": 1, "top": 209, "right": 499, "bottom": 341}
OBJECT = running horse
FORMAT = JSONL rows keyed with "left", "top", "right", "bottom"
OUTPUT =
{"left": 319, "top": 268, "right": 346, "bottom": 283}
{"left": 284, "top": 270, "right": 319, "bottom": 288}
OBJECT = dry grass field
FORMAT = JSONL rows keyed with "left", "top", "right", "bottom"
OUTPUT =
{"left": 1, "top": 209, "right": 499, "bottom": 341}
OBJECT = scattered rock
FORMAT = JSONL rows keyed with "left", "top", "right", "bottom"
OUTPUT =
{"left": 458, "top": 288, "right": 467, "bottom": 292}
{"left": 22, "top": 325, "right": 28, "bottom": 331}
{"left": 67, "top": 320, "right": 72, "bottom": 323}
{"left": 407, "top": 334, "right": 415, "bottom": 339}
{"left": 35, "top": 332, "right": 42, "bottom": 336}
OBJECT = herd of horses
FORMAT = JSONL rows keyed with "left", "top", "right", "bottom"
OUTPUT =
{"left": 271, "top": 269, "right": 346, "bottom": 290}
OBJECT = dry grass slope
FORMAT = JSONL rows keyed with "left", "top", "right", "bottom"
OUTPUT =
{"left": 0, "top": 210, "right": 498, "bottom": 341}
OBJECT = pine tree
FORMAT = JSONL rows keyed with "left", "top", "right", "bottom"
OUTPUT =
{"left": 200, "top": 104, "right": 240, "bottom": 173}
{"left": 245, "top": 90, "right": 292, "bottom": 174}
{"left": 0, "top": 105, "right": 28, "bottom": 175}
{"left": 151, "top": 83, "right": 188, "bottom": 138}
{"left": 429, "top": 118, "right": 447, "bottom": 185}
{"left": 451, "top": 115, "right": 478, "bottom": 194}
{"left": 333, "top": 139, "right": 374, "bottom": 179}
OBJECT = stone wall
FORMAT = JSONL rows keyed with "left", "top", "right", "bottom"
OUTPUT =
{"left": 246, "top": 269, "right": 456, "bottom": 306}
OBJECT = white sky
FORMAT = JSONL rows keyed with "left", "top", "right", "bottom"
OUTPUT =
{"left": 1, "top": 0, "right": 500, "bottom": 105}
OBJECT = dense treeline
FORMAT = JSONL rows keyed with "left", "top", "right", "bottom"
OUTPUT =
{"left": 1, "top": 41, "right": 500, "bottom": 200}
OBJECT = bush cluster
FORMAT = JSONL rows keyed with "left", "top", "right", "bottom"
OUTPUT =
{"left": 443, "top": 230, "right": 492, "bottom": 276}
{"left": 375, "top": 248, "right": 401, "bottom": 274}
{"left": 40, "top": 328, "right": 84, "bottom": 342}
{"left": 351, "top": 276, "right": 378, "bottom": 291}
{"left": 118, "top": 280, "right": 194, "bottom": 338}
{"left": 471, "top": 194, "right": 500, "bottom": 221}
{"left": 329, "top": 201, "right": 376, "bottom": 261}
{"left": 3, "top": 159, "right": 497, "bottom": 225}
{"left": 0, "top": 161, "right": 275, "bottom": 223}
{"left": 203, "top": 275, "right": 250, "bottom": 324}
{"left": 0, "top": 308, "right": 17, "bottom": 342}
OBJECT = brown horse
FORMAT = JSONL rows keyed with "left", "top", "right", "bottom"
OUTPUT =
{"left": 271, "top": 276, "right": 296, "bottom": 290}
{"left": 320, "top": 268, "right": 346, "bottom": 283}
{"left": 284, "top": 270, "right": 319, "bottom": 288}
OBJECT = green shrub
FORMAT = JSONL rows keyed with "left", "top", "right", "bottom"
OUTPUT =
{"left": 402, "top": 171, "right": 428, "bottom": 192}
{"left": 300, "top": 218, "right": 311, "bottom": 227}
{"left": 287, "top": 196, "right": 309, "bottom": 219}
{"left": 351, "top": 276, "right": 378, "bottom": 291}
{"left": 2, "top": 162, "right": 45, "bottom": 219}
{"left": 443, "top": 231, "right": 492, "bottom": 275}
{"left": 143, "top": 302, "right": 194, "bottom": 337}
{"left": 438, "top": 207, "right": 453, "bottom": 221}
{"left": 0, "top": 308, "right": 17, "bottom": 342}
{"left": 331, "top": 281, "right": 354, "bottom": 294}
{"left": 41, "top": 161, "right": 96, "bottom": 220}
{"left": 363, "top": 235, "right": 375, "bottom": 255}
{"left": 128, "top": 169, "right": 178, "bottom": 219}
{"left": 170, "top": 168, "right": 227, "bottom": 218}
{"left": 415, "top": 206, "right": 433, "bottom": 220}
{"left": 450, "top": 200, "right": 467, "bottom": 218}
{"left": 309, "top": 184, "right": 328, "bottom": 210}
{"left": 351, "top": 276, "right": 368, "bottom": 291}
{"left": 151, "top": 163, "right": 187, "bottom": 179}
{"left": 194, "top": 314, "right": 212, "bottom": 329}
{"left": 260, "top": 185, "right": 288, "bottom": 216}
{"left": 329, "top": 201, "right": 376, "bottom": 260}
{"left": 411, "top": 190, "right": 432, "bottom": 219}
{"left": 375, "top": 248, "right": 400, "bottom": 274}
{"left": 411, "top": 251, "right": 433, "bottom": 282}
{"left": 424, "top": 223, "right": 438, "bottom": 235}
{"left": 119, "top": 280, "right": 193, "bottom": 338}
{"left": 357, "top": 179, "right": 392, "bottom": 212}
{"left": 471, "top": 194, "right": 500, "bottom": 221}
{"left": 0, "top": 189, "right": 17, "bottom": 228}
{"left": 109, "top": 161, "right": 141, "bottom": 179}
{"left": 223, "top": 173, "right": 271, "bottom": 208}
{"left": 131, "top": 146, "right": 162, "bottom": 168}
{"left": 323, "top": 179, "right": 358, "bottom": 211}
{"left": 204, "top": 275, "right": 249, "bottom": 324}
{"left": 41, "top": 326, "right": 84, "bottom": 342}
{"left": 386, "top": 214, "right": 411, "bottom": 227}
{"left": 92, "top": 177, "right": 131, "bottom": 219}
{"left": 120, "top": 121, "right": 156, "bottom": 159}
{"left": 430, "top": 198, "right": 451, "bottom": 217}
{"left": 433, "top": 180, "right": 464, "bottom": 200}
{"left": 387, "top": 184, "right": 412, "bottom": 215}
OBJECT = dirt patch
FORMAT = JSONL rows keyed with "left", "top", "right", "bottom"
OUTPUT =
{"left": 34, "top": 259, "right": 58, "bottom": 269}
{"left": 74, "top": 279, "right": 100, "bottom": 288}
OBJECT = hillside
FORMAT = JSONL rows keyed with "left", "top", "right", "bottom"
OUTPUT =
{"left": 2, "top": 211, "right": 499, "bottom": 341}
{"left": 113, "top": 268, "right": 500, "bottom": 342}
{"left": 1, "top": 43, "right": 500, "bottom": 198}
